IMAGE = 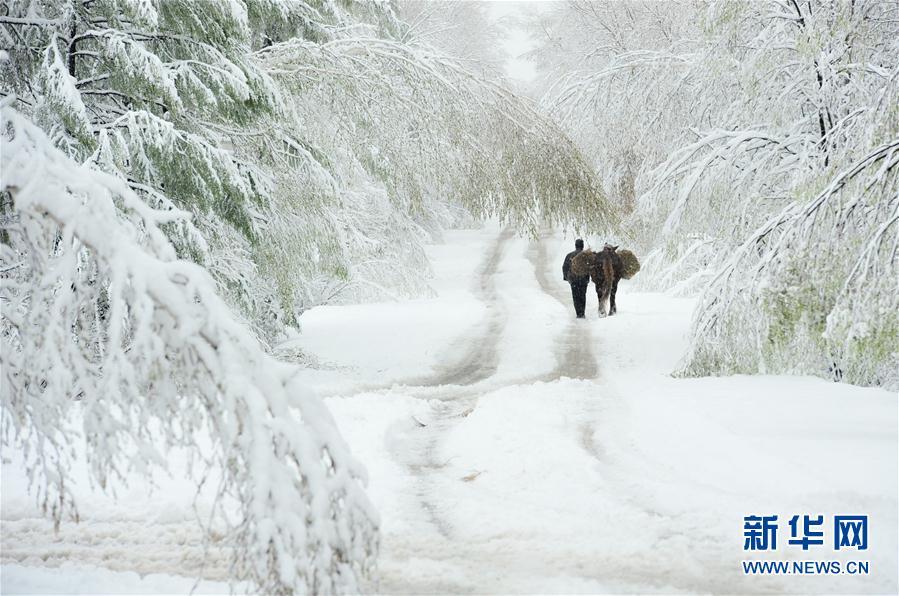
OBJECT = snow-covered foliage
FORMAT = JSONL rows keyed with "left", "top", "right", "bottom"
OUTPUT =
{"left": 1, "top": 104, "right": 377, "bottom": 592}
{"left": 261, "top": 34, "right": 611, "bottom": 229}
{"left": 2, "top": 0, "right": 611, "bottom": 344}
{"left": 396, "top": 0, "right": 505, "bottom": 77}
{"left": 533, "top": 1, "right": 696, "bottom": 218}
{"left": 691, "top": 138, "right": 898, "bottom": 385}
{"left": 241, "top": 27, "right": 613, "bottom": 320}
{"left": 1, "top": 0, "right": 281, "bottom": 338}
{"left": 534, "top": 0, "right": 898, "bottom": 388}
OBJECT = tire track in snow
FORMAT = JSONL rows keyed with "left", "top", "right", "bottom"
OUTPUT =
{"left": 526, "top": 233, "right": 598, "bottom": 381}
{"left": 0, "top": 516, "right": 232, "bottom": 582}
{"left": 309, "top": 228, "right": 512, "bottom": 397}
{"left": 416, "top": 227, "right": 512, "bottom": 387}
{"left": 386, "top": 228, "right": 513, "bottom": 545}
{"left": 394, "top": 229, "right": 606, "bottom": 548}
{"left": 526, "top": 233, "right": 605, "bottom": 462}
{"left": 389, "top": 229, "right": 607, "bottom": 553}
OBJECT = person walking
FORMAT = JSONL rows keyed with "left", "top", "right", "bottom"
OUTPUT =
{"left": 562, "top": 239, "right": 589, "bottom": 318}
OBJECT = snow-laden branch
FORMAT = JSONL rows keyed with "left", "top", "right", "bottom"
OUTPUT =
{"left": 258, "top": 35, "right": 617, "bottom": 234}
{"left": 0, "top": 105, "right": 378, "bottom": 593}
{"left": 681, "top": 140, "right": 899, "bottom": 387}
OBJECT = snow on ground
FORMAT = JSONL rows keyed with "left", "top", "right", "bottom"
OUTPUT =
{"left": 315, "top": 225, "right": 898, "bottom": 594}
{"left": 1, "top": 427, "right": 235, "bottom": 591}
{"left": 2, "top": 225, "right": 897, "bottom": 594}
{"left": 0, "top": 564, "right": 233, "bottom": 595}
{"left": 273, "top": 228, "right": 498, "bottom": 396}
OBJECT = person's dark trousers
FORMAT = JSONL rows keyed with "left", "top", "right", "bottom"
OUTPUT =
{"left": 570, "top": 280, "right": 588, "bottom": 318}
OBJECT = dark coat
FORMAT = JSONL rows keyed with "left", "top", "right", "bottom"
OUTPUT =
{"left": 563, "top": 249, "right": 589, "bottom": 284}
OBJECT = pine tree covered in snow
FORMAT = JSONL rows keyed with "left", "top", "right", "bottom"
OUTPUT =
{"left": 0, "top": 0, "right": 290, "bottom": 342}
{"left": 1, "top": 0, "right": 274, "bottom": 240}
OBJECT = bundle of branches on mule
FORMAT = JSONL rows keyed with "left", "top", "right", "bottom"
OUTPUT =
{"left": 570, "top": 247, "right": 640, "bottom": 280}
{"left": 570, "top": 249, "right": 598, "bottom": 277}
{"left": 618, "top": 249, "right": 640, "bottom": 279}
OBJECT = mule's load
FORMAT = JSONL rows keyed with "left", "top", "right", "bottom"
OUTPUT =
{"left": 570, "top": 249, "right": 597, "bottom": 278}
{"left": 618, "top": 249, "right": 640, "bottom": 279}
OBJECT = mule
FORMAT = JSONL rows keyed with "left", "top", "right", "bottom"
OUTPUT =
{"left": 591, "top": 244, "right": 623, "bottom": 316}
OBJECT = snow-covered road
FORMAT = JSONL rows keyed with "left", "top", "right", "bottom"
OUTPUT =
{"left": 304, "top": 226, "right": 898, "bottom": 594}
{"left": 3, "top": 226, "right": 897, "bottom": 594}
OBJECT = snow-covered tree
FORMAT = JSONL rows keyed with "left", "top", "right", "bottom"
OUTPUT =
{"left": 683, "top": 139, "right": 898, "bottom": 388}
{"left": 533, "top": 0, "right": 698, "bottom": 217}
{"left": 671, "top": 2, "right": 899, "bottom": 388}
{"left": 231, "top": 5, "right": 614, "bottom": 318}
{"left": 397, "top": 0, "right": 505, "bottom": 76}
{"left": 262, "top": 34, "right": 611, "bottom": 227}
{"left": 1, "top": 0, "right": 275, "bottom": 238}
{"left": 1, "top": 104, "right": 378, "bottom": 592}
{"left": 0, "top": 0, "right": 291, "bottom": 343}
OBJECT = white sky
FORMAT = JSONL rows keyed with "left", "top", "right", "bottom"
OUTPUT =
{"left": 484, "top": 0, "right": 558, "bottom": 83}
